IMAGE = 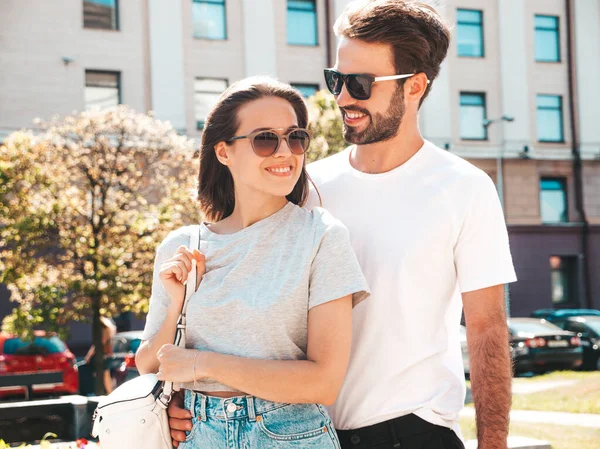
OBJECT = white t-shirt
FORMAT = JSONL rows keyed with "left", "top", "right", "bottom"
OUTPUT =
{"left": 306, "top": 140, "right": 517, "bottom": 433}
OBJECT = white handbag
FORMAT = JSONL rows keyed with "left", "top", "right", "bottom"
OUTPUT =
{"left": 91, "top": 225, "right": 201, "bottom": 449}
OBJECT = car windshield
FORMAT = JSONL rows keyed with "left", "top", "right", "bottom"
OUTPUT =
{"left": 584, "top": 320, "right": 600, "bottom": 337}
{"left": 3, "top": 336, "right": 66, "bottom": 355}
{"left": 130, "top": 338, "right": 141, "bottom": 353}
{"left": 510, "top": 320, "right": 561, "bottom": 334}
{"left": 113, "top": 336, "right": 142, "bottom": 353}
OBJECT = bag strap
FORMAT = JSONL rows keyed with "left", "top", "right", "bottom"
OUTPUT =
{"left": 160, "top": 225, "right": 201, "bottom": 404}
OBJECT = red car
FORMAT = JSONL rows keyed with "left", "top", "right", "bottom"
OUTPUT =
{"left": 0, "top": 331, "right": 79, "bottom": 399}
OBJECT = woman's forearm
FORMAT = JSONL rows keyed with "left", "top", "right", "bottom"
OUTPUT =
{"left": 199, "top": 352, "right": 343, "bottom": 406}
{"left": 136, "top": 304, "right": 181, "bottom": 375}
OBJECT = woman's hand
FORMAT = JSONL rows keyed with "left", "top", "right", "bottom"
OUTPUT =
{"left": 159, "top": 246, "right": 206, "bottom": 307}
{"left": 156, "top": 345, "right": 208, "bottom": 383}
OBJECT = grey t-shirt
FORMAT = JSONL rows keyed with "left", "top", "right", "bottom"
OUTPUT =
{"left": 142, "top": 202, "right": 369, "bottom": 392}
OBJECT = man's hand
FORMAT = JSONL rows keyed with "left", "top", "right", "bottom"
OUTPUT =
{"left": 168, "top": 391, "right": 193, "bottom": 447}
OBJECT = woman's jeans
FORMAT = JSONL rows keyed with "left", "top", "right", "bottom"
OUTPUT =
{"left": 179, "top": 390, "right": 341, "bottom": 449}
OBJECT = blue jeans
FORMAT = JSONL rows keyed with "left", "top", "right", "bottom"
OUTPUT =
{"left": 180, "top": 390, "right": 341, "bottom": 449}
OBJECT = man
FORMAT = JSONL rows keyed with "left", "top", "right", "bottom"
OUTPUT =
{"left": 168, "top": 1, "right": 516, "bottom": 448}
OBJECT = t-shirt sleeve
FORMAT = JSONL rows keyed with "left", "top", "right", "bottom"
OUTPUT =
{"left": 454, "top": 174, "right": 517, "bottom": 293}
{"left": 141, "top": 230, "right": 184, "bottom": 340}
{"left": 309, "top": 213, "right": 370, "bottom": 309}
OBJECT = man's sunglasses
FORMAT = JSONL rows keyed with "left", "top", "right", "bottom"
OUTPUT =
{"left": 324, "top": 69, "right": 429, "bottom": 100}
{"left": 227, "top": 128, "right": 311, "bottom": 157}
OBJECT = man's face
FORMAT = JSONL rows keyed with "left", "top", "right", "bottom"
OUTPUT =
{"left": 334, "top": 37, "right": 405, "bottom": 145}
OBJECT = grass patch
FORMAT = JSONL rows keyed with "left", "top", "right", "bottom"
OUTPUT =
{"left": 465, "top": 371, "right": 600, "bottom": 414}
{"left": 460, "top": 417, "right": 600, "bottom": 449}
{"left": 511, "top": 371, "right": 600, "bottom": 414}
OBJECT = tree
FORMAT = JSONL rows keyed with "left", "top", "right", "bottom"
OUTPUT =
{"left": 306, "top": 90, "right": 346, "bottom": 163}
{"left": 0, "top": 106, "right": 200, "bottom": 394}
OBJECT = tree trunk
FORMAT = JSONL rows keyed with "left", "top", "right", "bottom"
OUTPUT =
{"left": 92, "top": 297, "right": 106, "bottom": 396}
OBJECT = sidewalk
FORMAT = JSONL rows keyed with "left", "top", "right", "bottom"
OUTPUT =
{"left": 460, "top": 406, "right": 600, "bottom": 429}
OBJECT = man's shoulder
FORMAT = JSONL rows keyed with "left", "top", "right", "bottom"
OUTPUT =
{"left": 423, "top": 140, "right": 492, "bottom": 184}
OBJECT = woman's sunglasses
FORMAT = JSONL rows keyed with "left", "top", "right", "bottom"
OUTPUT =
{"left": 227, "top": 128, "right": 311, "bottom": 158}
{"left": 324, "top": 69, "right": 428, "bottom": 100}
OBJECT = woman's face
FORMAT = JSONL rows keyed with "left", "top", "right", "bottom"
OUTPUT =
{"left": 217, "top": 97, "right": 305, "bottom": 201}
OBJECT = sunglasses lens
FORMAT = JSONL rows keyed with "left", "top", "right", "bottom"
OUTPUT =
{"left": 288, "top": 130, "right": 310, "bottom": 154}
{"left": 346, "top": 75, "right": 371, "bottom": 100}
{"left": 252, "top": 131, "right": 279, "bottom": 157}
{"left": 324, "top": 70, "right": 342, "bottom": 95}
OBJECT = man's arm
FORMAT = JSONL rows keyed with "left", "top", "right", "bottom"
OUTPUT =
{"left": 463, "top": 284, "right": 512, "bottom": 449}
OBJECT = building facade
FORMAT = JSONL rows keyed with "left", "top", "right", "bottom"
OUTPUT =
{"left": 1, "top": 0, "right": 599, "bottom": 346}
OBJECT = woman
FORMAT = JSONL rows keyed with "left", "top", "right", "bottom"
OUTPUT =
{"left": 135, "top": 77, "right": 369, "bottom": 449}
{"left": 84, "top": 316, "right": 116, "bottom": 394}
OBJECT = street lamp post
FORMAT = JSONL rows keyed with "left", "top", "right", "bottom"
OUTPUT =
{"left": 482, "top": 115, "right": 514, "bottom": 210}
{"left": 482, "top": 115, "right": 514, "bottom": 316}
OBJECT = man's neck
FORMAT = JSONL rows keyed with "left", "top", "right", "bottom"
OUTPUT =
{"left": 350, "top": 125, "right": 425, "bottom": 175}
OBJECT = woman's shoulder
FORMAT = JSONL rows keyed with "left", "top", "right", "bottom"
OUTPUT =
{"left": 157, "top": 225, "right": 199, "bottom": 254}
{"left": 287, "top": 204, "right": 349, "bottom": 243}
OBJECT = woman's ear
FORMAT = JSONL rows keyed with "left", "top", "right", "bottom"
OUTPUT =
{"left": 214, "top": 141, "right": 230, "bottom": 166}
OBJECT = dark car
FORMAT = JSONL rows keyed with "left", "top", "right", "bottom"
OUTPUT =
{"left": 112, "top": 331, "right": 143, "bottom": 386}
{"left": 77, "top": 330, "right": 143, "bottom": 394}
{"left": 554, "top": 316, "right": 600, "bottom": 371}
{"left": 531, "top": 308, "right": 600, "bottom": 324}
{"left": 509, "top": 318, "right": 583, "bottom": 374}
{"left": 0, "top": 331, "right": 79, "bottom": 399}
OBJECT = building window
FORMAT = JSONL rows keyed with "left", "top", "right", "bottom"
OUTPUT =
{"left": 535, "top": 15, "right": 560, "bottom": 62}
{"left": 83, "top": 0, "right": 119, "bottom": 30}
{"left": 459, "top": 93, "right": 487, "bottom": 140}
{"left": 549, "top": 256, "right": 577, "bottom": 306}
{"left": 85, "top": 71, "right": 121, "bottom": 111}
{"left": 456, "top": 9, "right": 484, "bottom": 57}
{"left": 195, "top": 78, "right": 228, "bottom": 129}
{"left": 287, "top": 0, "right": 318, "bottom": 46}
{"left": 540, "top": 178, "right": 568, "bottom": 223}
{"left": 292, "top": 83, "right": 319, "bottom": 98}
{"left": 192, "top": 0, "right": 227, "bottom": 40}
{"left": 537, "top": 95, "right": 564, "bottom": 142}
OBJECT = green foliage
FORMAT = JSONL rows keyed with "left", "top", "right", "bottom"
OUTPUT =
{"left": 0, "top": 106, "right": 200, "bottom": 392}
{"left": 306, "top": 90, "right": 346, "bottom": 163}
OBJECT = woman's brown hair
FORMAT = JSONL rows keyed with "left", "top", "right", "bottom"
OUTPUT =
{"left": 198, "top": 77, "right": 311, "bottom": 222}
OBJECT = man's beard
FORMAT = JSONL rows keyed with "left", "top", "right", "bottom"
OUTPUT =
{"left": 342, "top": 85, "right": 405, "bottom": 145}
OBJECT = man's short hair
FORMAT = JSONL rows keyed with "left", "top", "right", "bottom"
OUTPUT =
{"left": 334, "top": 0, "right": 451, "bottom": 105}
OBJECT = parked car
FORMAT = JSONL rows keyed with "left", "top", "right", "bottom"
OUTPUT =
{"left": 509, "top": 318, "right": 583, "bottom": 374}
{"left": 0, "top": 331, "right": 79, "bottom": 399}
{"left": 554, "top": 316, "right": 600, "bottom": 371}
{"left": 531, "top": 308, "right": 600, "bottom": 325}
{"left": 112, "top": 331, "right": 143, "bottom": 386}
{"left": 77, "top": 330, "right": 143, "bottom": 394}
{"left": 459, "top": 325, "right": 470, "bottom": 377}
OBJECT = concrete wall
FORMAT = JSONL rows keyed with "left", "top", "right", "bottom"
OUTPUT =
{"left": 0, "top": 0, "right": 148, "bottom": 131}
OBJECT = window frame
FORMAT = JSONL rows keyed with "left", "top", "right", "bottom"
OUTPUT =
{"left": 459, "top": 92, "right": 488, "bottom": 141}
{"left": 540, "top": 177, "right": 568, "bottom": 224}
{"left": 192, "top": 0, "right": 228, "bottom": 41}
{"left": 534, "top": 14, "right": 561, "bottom": 63}
{"left": 287, "top": 0, "right": 319, "bottom": 47}
{"left": 194, "top": 77, "right": 229, "bottom": 130}
{"left": 536, "top": 94, "right": 564, "bottom": 143}
{"left": 83, "top": 0, "right": 120, "bottom": 31}
{"left": 291, "top": 83, "right": 320, "bottom": 98}
{"left": 456, "top": 8, "right": 484, "bottom": 58}
{"left": 549, "top": 255, "right": 578, "bottom": 307}
{"left": 84, "top": 69, "right": 122, "bottom": 111}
